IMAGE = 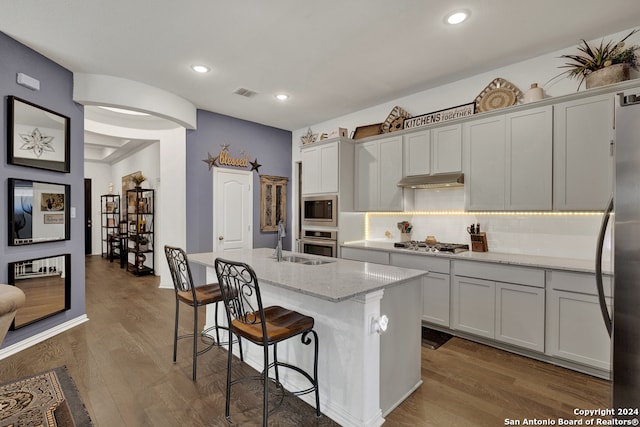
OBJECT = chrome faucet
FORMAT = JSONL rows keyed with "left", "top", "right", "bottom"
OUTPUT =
{"left": 275, "top": 219, "right": 286, "bottom": 261}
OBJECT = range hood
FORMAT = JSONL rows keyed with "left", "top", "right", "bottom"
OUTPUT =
{"left": 397, "top": 173, "right": 464, "bottom": 189}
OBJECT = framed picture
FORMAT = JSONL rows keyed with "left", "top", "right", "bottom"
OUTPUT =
{"left": 8, "top": 253, "right": 71, "bottom": 330}
{"left": 8, "top": 178, "right": 71, "bottom": 246}
{"left": 7, "top": 96, "right": 70, "bottom": 173}
{"left": 260, "top": 175, "right": 288, "bottom": 232}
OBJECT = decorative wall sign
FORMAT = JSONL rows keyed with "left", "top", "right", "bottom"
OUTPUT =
{"left": 7, "top": 96, "right": 70, "bottom": 173}
{"left": 40, "top": 193, "right": 65, "bottom": 211}
{"left": 44, "top": 214, "right": 64, "bottom": 224}
{"left": 203, "top": 144, "right": 261, "bottom": 173}
{"left": 403, "top": 103, "right": 475, "bottom": 130}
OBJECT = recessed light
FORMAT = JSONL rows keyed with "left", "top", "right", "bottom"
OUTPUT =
{"left": 445, "top": 10, "right": 469, "bottom": 25}
{"left": 98, "top": 106, "right": 150, "bottom": 116}
{"left": 191, "top": 65, "right": 210, "bottom": 73}
{"left": 275, "top": 93, "right": 289, "bottom": 101}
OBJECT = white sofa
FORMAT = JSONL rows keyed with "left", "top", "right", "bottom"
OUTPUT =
{"left": 0, "top": 284, "right": 26, "bottom": 345}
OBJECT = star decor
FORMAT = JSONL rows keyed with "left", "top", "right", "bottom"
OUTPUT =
{"left": 300, "top": 128, "right": 317, "bottom": 146}
{"left": 202, "top": 152, "right": 219, "bottom": 170}
{"left": 19, "top": 128, "right": 55, "bottom": 158}
{"left": 220, "top": 143, "right": 230, "bottom": 151}
{"left": 250, "top": 158, "right": 262, "bottom": 172}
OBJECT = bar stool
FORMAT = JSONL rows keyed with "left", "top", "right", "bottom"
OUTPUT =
{"left": 164, "top": 245, "right": 242, "bottom": 381}
{"left": 214, "top": 258, "right": 320, "bottom": 426}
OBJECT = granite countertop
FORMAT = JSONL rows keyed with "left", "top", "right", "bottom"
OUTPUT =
{"left": 188, "top": 248, "right": 427, "bottom": 302}
{"left": 341, "top": 241, "right": 613, "bottom": 275}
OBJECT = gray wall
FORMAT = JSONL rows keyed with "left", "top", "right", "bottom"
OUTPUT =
{"left": 186, "top": 109, "right": 292, "bottom": 279}
{"left": 1, "top": 32, "right": 86, "bottom": 348}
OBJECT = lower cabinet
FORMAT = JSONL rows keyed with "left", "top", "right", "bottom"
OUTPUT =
{"left": 546, "top": 270, "right": 612, "bottom": 371}
{"left": 451, "top": 260, "right": 545, "bottom": 352}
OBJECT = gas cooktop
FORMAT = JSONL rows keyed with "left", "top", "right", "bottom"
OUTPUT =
{"left": 394, "top": 241, "right": 469, "bottom": 254}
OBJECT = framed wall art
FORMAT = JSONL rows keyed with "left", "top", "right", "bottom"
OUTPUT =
{"left": 8, "top": 178, "right": 71, "bottom": 246}
{"left": 260, "top": 175, "right": 288, "bottom": 232}
{"left": 7, "top": 96, "right": 70, "bottom": 173}
{"left": 8, "top": 253, "right": 71, "bottom": 330}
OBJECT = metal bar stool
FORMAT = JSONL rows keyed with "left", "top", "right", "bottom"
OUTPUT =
{"left": 214, "top": 258, "right": 320, "bottom": 426}
{"left": 164, "top": 245, "right": 242, "bottom": 381}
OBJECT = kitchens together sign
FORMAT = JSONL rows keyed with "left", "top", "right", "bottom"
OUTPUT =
{"left": 403, "top": 102, "right": 475, "bottom": 130}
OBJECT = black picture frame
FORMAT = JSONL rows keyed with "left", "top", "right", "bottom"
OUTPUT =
{"left": 7, "top": 96, "right": 70, "bottom": 173}
{"left": 8, "top": 178, "right": 71, "bottom": 246}
{"left": 8, "top": 253, "right": 71, "bottom": 330}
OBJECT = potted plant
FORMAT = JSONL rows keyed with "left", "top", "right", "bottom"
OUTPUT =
{"left": 132, "top": 174, "right": 147, "bottom": 189}
{"left": 134, "top": 235, "right": 149, "bottom": 251}
{"left": 558, "top": 30, "right": 639, "bottom": 89}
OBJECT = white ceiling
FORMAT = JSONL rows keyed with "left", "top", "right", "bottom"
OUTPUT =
{"left": 2, "top": 0, "right": 640, "bottom": 136}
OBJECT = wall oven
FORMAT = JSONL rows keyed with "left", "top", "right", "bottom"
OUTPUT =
{"left": 301, "top": 229, "right": 337, "bottom": 258}
{"left": 302, "top": 195, "right": 337, "bottom": 227}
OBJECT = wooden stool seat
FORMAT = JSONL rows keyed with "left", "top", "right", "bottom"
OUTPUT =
{"left": 176, "top": 283, "right": 223, "bottom": 306}
{"left": 231, "top": 305, "right": 314, "bottom": 344}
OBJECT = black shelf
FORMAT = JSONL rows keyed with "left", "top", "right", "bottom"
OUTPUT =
{"left": 100, "top": 194, "right": 120, "bottom": 258}
{"left": 126, "top": 188, "right": 154, "bottom": 275}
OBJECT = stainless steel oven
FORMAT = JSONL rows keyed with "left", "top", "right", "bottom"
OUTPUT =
{"left": 302, "top": 195, "right": 337, "bottom": 227}
{"left": 301, "top": 229, "right": 337, "bottom": 258}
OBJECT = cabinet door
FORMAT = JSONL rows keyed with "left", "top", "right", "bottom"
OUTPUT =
{"left": 554, "top": 94, "right": 614, "bottom": 210}
{"left": 423, "top": 272, "right": 450, "bottom": 327}
{"left": 464, "top": 116, "right": 506, "bottom": 210}
{"left": 432, "top": 124, "right": 462, "bottom": 174}
{"left": 547, "top": 289, "right": 612, "bottom": 370}
{"left": 505, "top": 106, "right": 552, "bottom": 210}
{"left": 495, "top": 282, "right": 545, "bottom": 352}
{"left": 355, "top": 141, "right": 378, "bottom": 211}
{"left": 403, "top": 131, "right": 430, "bottom": 176}
{"left": 452, "top": 276, "right": 495, "bottom": 338}
{"left": 319, "top": 143, "right": 339, "bottom": 193}
{"left": 378, "top": 136, "right": 403, "bottom": 211}
{"left": 301, "top": 147, "right": 320, "bottom": 195}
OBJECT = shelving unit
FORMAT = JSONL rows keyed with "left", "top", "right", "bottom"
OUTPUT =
{"left": 100, "top": 194, "right": 121, "bottom": 258}
{"left": 125, "top": 188, "right": 154, "bottom": 275}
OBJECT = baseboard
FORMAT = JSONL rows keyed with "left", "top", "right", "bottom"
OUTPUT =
{"left": 0, "top": 315, "right": 89, "bottom": 360}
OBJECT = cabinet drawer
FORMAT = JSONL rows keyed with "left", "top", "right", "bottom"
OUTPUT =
{"left": 546, "top": 270, "right": 612, "bottom": 297}
{"left": 389, "top": 252, "right": 450, "bottom": 274}
{"left": 452, "top": 260, "right": 544, "bottom": 288}
{"left": 340, "top": 247, "right": 389, "bottom": 265}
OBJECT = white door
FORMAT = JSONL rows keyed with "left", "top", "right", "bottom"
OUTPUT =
{"left": 213, "top": 168, "right": 253, "bottom": 251}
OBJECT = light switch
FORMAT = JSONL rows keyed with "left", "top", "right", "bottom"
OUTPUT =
{"left": 70, "top": 207, "right": 76, "bottom": 218}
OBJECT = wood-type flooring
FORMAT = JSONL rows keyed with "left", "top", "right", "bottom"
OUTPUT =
{"left": 0, "top": 255, "right": 611, "bottom": 426}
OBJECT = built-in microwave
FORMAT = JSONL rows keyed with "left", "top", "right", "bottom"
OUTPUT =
{"left": 302, "top": 195, "right": 337, "bottom": 227}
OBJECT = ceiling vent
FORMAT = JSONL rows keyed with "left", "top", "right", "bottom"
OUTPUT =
{"left": 233, "top": 87, "right": 258, "bottom": 98}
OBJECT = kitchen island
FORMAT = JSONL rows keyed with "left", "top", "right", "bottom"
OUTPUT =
{"left": 189, "top": 248, "right": 427, "bottom": 427}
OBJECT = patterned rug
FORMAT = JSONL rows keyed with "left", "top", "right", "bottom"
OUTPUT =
{"left": 0, "top": 366, "right": 92, "bottom": 427}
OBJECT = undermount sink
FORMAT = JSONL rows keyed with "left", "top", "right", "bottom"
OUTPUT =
{"left": 279, "top": 255, "right": 334, "bottom": 265}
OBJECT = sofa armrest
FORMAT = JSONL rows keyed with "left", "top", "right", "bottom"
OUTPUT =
{"left": 0, "top": 284, "right": 26, "bottom": 345}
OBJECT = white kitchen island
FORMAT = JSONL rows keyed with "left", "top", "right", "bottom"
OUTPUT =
{"left": 189, "top": 248, "right": 427, "bottom": 427}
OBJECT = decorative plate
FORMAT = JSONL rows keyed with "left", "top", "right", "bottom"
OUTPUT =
{"left": 381, "top": 106, "right": 412, "bottom": 133}
{"left": 474, "top": 78, "right": 522, "bottom": 112}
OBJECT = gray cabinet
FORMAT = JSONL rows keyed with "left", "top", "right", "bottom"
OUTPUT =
{"left": 301, "top": 141, "right": 339, "bottom": 195}
{"left": 546, "top": 270, "right": 612, "bottom": 371}
{"left": 464, "top": 106, "right": 552, "bottom": 211}
{"left": 355, "top": 135, "right": 403, "bottom": 211}
{"left": 452, "top": 260, "right": 545, "bottom": 351}
{"left": 553, "top": 94, "right": 614, "bottom": 210}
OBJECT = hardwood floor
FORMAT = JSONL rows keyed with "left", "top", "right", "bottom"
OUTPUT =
{"left": 0, "top": 255, "right": 611, "bottom": 426}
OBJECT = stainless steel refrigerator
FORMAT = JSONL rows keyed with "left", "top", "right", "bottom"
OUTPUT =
{"left": 596, "top": 92, "right": 640, "bottom": 412}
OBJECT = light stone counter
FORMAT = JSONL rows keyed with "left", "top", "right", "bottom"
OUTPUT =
{"left": 189, "top": 247, "right": 426, "bottom": 427}
{"left": 341, "top": 240, "right": 612, "bottom": 275}
{"left": 189, "top": 247, "right": 426, "bottom": 302}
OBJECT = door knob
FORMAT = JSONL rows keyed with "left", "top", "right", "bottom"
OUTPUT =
{"left": 218, "top": 235, "right": 224, "bottom": 241}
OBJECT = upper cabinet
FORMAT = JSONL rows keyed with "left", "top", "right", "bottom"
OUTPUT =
{"left": 355, "top": 135, "right": 403, "bottom": 211}
{"left": 301, "top": 141, "right": 339, "bottom": 195}
{"left": 402, "top": 124, "right": 462, "bottom": 177}
{"left": 553, "top": 94, "right": 614, "bottom": 211}
{"left": 464, "top": 106, "right": 552, "bottom": 211}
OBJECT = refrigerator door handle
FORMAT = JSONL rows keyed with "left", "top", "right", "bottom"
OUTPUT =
{"left": 595, "top": 195, "right": 613, "bottom": 338}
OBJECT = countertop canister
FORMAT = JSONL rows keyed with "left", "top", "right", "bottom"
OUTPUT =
{"left": 524, "top": 83, "right": 544, "bottom": 103}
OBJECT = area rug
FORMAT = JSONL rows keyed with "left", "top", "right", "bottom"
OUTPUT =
{"left": 421, "top": 327, "right": 453, "bottom": 350}
{"left": 0, "top": 366, "right": 92, "bottom": 427}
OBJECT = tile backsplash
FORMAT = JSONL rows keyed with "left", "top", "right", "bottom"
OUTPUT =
{"left": 365, "top": 188, "right": 611, "bottom": 261}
